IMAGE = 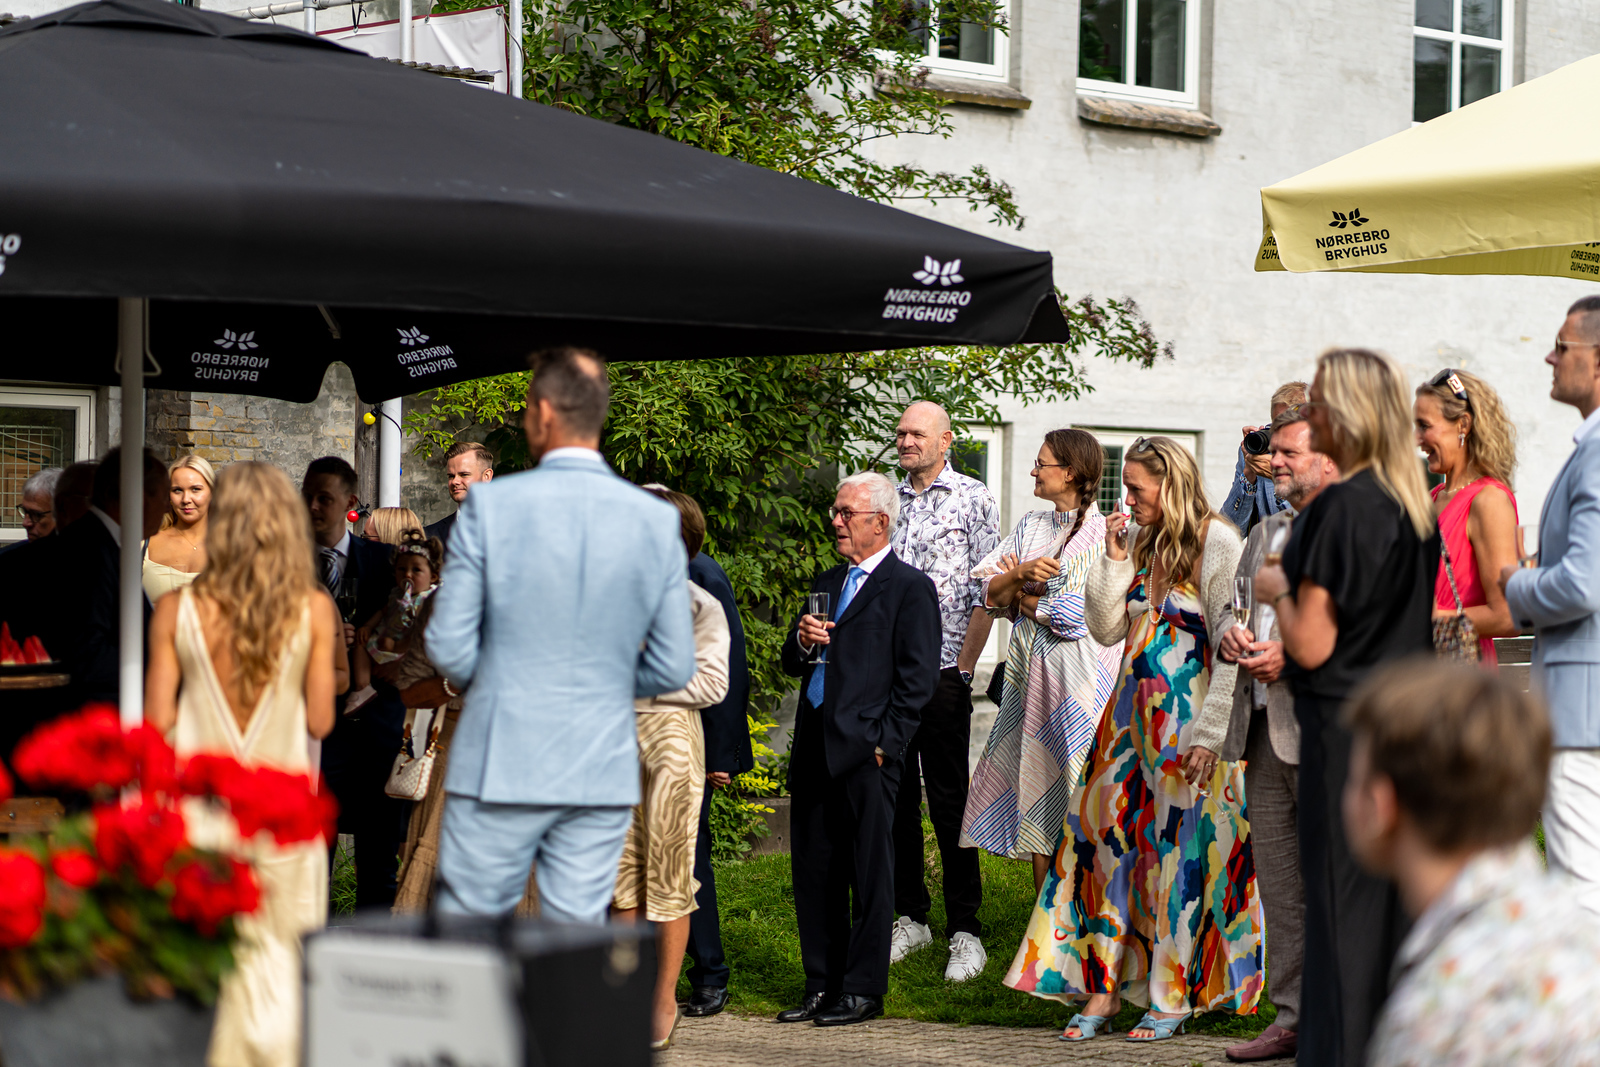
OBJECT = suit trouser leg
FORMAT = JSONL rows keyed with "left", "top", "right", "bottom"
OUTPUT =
{"left": 437, "top": 795, "right": 631, "bottom": 922}
{"left": 790, "top": 719, "right": 846, "bottom": 997}
{"left": 686, "top": 782, "right": 730, "bottom": 989}
{"left": 1243, "top": 708, "right": 1302, "bottom": 1032}
{"left": 892, "top": 669, "right": 982, "bottom": 936}
{"left": 842, "top": 756, "right": 901, "bottom": 996}
{"left": 1544, "top": 749, "right": 1600, "bottom": 918}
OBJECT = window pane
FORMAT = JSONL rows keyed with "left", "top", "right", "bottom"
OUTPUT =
{"left": 0, "top": 406, "right": 75, "bottom": 532}
{"left": 1414, "top": 0, "right": 1451, "bottom": 31}
{"left": 1098, "top": 445, "right": 1125, "bottom": 517}
{"left": 1461, "top": 44, "right": 1501, "bottom": 105}
{"left": 881, "top": 0, "right": 936, "bottom": 59}
{"left": 1135, "top": 0, "right": 1185, "bottom": 91}
{"left": 1414, "top": 36, "right": 1451, "bottom": 122}
{"left": 1462, "top": 0, "right": 1501, "bottom": 39}
{"left": 939, "top": 15, "right": 994, "bottom": 64}
{"left": 1079, "top": 0, "right": 1126, "bottom": 83}
{"left": 951, "top": 439, "right": 988, "bottom": 483}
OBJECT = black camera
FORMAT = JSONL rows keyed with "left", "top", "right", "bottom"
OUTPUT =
{"left": 1242, "top": 428, "right": 1273, "bottom": 455}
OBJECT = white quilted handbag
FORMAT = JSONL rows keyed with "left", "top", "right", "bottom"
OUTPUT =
{"left": 384, "top": 706, "right": 443, "bottom": 801}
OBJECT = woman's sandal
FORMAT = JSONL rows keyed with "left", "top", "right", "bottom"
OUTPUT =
{"left": 1059, "top": 1013, "right": 1116, "bottom": 1041}
{"left": 1125, "top": 1010, "right": 1191, "bottom": 1042}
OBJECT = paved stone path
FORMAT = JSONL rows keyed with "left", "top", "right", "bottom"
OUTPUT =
{"left": 657, "top": 1011, "right": 1239, "bottom": 1066}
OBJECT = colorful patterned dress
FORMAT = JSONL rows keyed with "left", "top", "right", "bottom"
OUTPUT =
{"left": 1004, "top": 568, "right": 1264, "bottom": 1015}
{"left": 961, "top": 506, "right": 1122, "bottom": 858}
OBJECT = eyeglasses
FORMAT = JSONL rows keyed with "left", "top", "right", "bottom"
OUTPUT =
{"left": 828, "top": 506, "right": 885, "bottom": 523}
{"left": 1429, "top": 368, "right": 1469, "bottom": 404}
{"left": 1553, "top": 337, "right": 1600, "bottom": 354}
{"left": 1031, "top": 461, "right": 1068, "bottom": 471}
{"left": 15, "top": 505, "right": 50, "bottom": 523}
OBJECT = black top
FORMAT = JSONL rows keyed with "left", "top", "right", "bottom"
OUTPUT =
{"left": 423, "top": 512, "right": 457, "bottom": 552}
{"left": 1282, "top": 469, "right": 1438, "bottom": 701}
{"left": 687, "top": 552, "right": 754, "bottom": 775}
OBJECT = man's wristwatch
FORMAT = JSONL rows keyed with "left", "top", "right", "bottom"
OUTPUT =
{"left": 959, "top": 669, "right": 973, "bottom": 686}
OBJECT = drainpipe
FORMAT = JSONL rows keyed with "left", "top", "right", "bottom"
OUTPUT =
{"left": 399, "top": 0, "right": 413, "bottom": 64}
{"left": 379, "top": 398, "right": 403, "bottom": 508}
{"left": 508, "top": 0, "right": 520, "bottom": 97}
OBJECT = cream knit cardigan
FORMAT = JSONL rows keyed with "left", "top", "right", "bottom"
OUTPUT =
{"left": 1083, "top": 519, "right": 1243, "bottom": 756}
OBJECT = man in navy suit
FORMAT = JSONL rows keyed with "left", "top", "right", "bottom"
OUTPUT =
{"left": 423, "top": 441, "right": 494, "bottom": 551}
{"left": 303, "top": 456, "right": 407, "bottom": 910}
{"left": 776, "top": 472, "right": 940, "bottom": 1028}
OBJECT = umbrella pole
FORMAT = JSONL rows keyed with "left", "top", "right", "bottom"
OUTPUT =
{"left": 117, "top": 298, "right": 146, "bottom": 729}
{"left": 379, "top": 397, "right": 402, "bottom": 506}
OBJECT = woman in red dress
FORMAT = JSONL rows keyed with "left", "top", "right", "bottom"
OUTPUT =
{"left": 1414, "top": 368, "right": 1520, "bottom": 663}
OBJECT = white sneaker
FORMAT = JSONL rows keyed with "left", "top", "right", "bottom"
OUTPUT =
{"left": 888, "top": 915, "right": 932, "bottom": 963}
{"left": 944, "top": 932, "right": 987, "bottom": 982}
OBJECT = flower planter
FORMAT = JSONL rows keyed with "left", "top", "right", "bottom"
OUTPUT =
{"left": 0, "top": 974, "right": 214, "bottom": 1067}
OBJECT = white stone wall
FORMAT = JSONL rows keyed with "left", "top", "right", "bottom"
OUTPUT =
{"left": 875, "top": 0, "right": 1600, "bottom": 532}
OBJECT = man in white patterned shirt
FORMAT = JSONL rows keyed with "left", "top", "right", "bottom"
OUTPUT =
{"left": 886, "top": 401, "right": 1001, "bottom": 982}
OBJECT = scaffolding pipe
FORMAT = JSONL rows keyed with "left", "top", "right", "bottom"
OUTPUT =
{"left": 225, "top": 0, "right": 356, "bottom": 20}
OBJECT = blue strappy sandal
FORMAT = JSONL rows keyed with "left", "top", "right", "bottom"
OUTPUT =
{"left": 1059, "top": 1012, "right": 1116, "bottom": 1041}
{"left": 1125, "top": 1010, "right": 1190, "bottom": 1041}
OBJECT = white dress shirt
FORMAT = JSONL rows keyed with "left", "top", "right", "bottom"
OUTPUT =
{"left": 1574, "top": 404, "right": 1600, "bottom": 445}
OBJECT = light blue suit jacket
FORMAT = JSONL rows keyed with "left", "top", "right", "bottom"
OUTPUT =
{"left": 426, "top": 450, "right": 697, "bottom": 805}
{"left": 1507, "top": 432, "right": 1600, "bottom": 748}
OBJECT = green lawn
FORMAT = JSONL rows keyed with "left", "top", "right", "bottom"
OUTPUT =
{"left": 689, "top": 824, "right": 1276, "bottom": 1038}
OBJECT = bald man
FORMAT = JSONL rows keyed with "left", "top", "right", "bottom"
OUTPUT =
{"left": 886, "top": 400, "right": 1000, "bottom": 981}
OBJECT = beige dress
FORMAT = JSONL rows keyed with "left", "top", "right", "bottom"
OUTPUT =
{"left": 142, "top": 540, "right": 200, "bottom": 602}
{"left": 172, "top": 589, "right": 328, "bottom": 1067}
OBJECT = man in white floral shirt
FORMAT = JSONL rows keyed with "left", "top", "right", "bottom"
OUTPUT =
{"left": 885, "top": 401, "right": 1000, "bottom": 982}
{"left": 1344, "top": 658, "right": 1600, "bottom": 1067}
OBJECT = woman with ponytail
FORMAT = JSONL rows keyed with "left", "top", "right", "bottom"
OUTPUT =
{"left": 1255, "top": 348, "right": 1438, "bottom": 1067}
{"left": 1005, "top": 436, "right": 1263, "bottom": 1042}
{"left": 962, "top": 429, "right": 1122, "bottom": 892}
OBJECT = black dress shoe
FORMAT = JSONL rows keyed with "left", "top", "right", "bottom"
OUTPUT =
{"left": 684, "top": 986, "right": 730, "bottom": 1018}
{"left": 813, "top": 993, "right": 882, "bottom": 1027}
{"left": 775, "top": 992, "right": 833, "bottom": 1023}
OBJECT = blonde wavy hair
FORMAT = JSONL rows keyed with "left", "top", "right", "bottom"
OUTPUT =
{"left": 159, "top": 453, "right": 217, "bottom": 531}
{"left": 1317, "top": 348, "right": 1435, "bottom": 539}
{"left": 1125, "top": 436, "right": 1216, "bottom": 583}
{"left": 1415, "top": 368, "right": 1517, "bottom": 489}
{"left": 364, "top": 506, "right": 422, "bottom": 545}
{"left": 191, "top": 462, "right": 318, "bottom": 708}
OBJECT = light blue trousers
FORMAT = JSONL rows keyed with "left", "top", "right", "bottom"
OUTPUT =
{"left": 436, "top": 794, "right": 633, "bottom": 923}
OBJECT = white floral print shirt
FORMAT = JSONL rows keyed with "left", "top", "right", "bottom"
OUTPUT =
{"left": 1368, "top": 843, "right": 1600, "bottom": 1067}
{"left": 890, "top": 463, "right": 1001, "bottom": 669}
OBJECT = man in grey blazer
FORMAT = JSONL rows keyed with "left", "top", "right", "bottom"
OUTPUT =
{"left": 1218, "top": 406, "right": 1339, "bottom": 1063}
{"left": 426, "top": 347, "right": 697, "bottom": 922}
{"left": 1504, "top": 294, "right": 1600, "bottom": 916}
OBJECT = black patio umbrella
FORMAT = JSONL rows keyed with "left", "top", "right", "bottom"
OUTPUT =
{"left": 0, "top": 0, "right": 1066, "bottom": 403}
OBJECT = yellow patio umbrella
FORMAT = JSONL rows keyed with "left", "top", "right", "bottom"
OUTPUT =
{"left": 1255, "top": 52, "right": 1600, "bottom": 280}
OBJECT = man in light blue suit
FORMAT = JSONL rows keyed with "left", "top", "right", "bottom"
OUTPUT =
{"left": 426, "top": 347, "right": 697, "bottom": 922}
{"left": 1504, "top": 294, "right": 1600, "bottom": 916}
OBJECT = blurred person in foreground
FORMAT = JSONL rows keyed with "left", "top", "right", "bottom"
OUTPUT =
{"left": 777, "top": 472, "right": 940, "bottom": 1027}
{"left": 1256, "top": 348, "right": 1438, "bottom": 1067}
{"left": 423, "top": 441, "right": 494, "bottom": 550}
{"left": 142, "top": 453, "right": 216, "bottom": 602}
{"left": 1415, "top": 369, "right": 1520, "bottom": 663}
{"left": 886, "top": 401, "right": 1000, "bottom": 981}
{"left": 1502, "top": 293, "right": 1600, "bottom": 917}
{"left": 1344, "top": 659, "right": 1600, "bottom": 1066}
{"left": 427, "top": 347, "right": 695, "bottom": 922}
{"left": 1218, "top": 406, "right": 1339, "bottom": 1063}
{"left": 614, "top": 485, "right": 731, "bottom": 1049}
{"left": 1222, "top": 381, "right": 1307, "bottom": 538}
{"left": 145, "top": 462, "right": 341, "bottom": 1067}
{"left": 1007, "top": 437, "right": 1260, "bottom": 1042}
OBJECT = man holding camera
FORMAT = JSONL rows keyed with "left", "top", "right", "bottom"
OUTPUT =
{"left": 1223, "top": 382, "right": 1307, "bottom": 538}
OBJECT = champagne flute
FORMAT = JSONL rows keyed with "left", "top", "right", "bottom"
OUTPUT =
{"left": 336, "top": 589, "right": 359, "bottom": 623}
{"left": 1517, "top": 522, "right": 1541, "bottom": 568}
{"left": 806, "top": 592, "right": 831, "bottom": 665}
{"left": 1232, "top": 576, "right": 1254, "bottom": 632}
{"left": 1264, "top": 520, "right": 1291, "bottom": 567}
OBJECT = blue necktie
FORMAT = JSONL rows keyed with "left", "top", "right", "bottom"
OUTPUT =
{"left": 806, "top": 566, "right": 865, "bottom": 709}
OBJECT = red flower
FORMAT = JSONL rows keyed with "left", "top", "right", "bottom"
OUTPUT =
{"left": 170, "top": 857, "right": 260, "bottom": 936}
{"left": 0, "top": 849, "right": 47, "bottom": 948}
{"left": 12, "top": 706, "right": 135, "bottom": 792}
{"left": 184, "top": 757, "right": 334, "bottom": 846}
{"left": 94, "top": 800, "right": 186, "bottom": 887}
{"left": 0, "top": 759, "right": 12, "bottom": 802}
{"left": 126, "top": 724, "right": 178, "bottom": 797}
{"left": 179, "top": 753, "right": 249, "bottom": 799}
{"left": 49, "top": 847, "right": 100, "bottom": 889}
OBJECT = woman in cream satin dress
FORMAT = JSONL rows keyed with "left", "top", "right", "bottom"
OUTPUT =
{"left": 145, "top": 461, "right": 342, "bottom": 1067}
{"left": 142, "top": 454, "right": 217, "bottom": 601}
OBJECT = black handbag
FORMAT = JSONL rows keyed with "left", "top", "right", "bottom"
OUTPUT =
{"left": 986, "top": 662, "right": 1006, "bottom": 705}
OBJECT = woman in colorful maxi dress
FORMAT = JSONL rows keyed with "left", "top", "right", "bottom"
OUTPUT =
{"left": 1004, "top": 436, "right": 1263, "bottom": 1042}
{"left": 962, "top": 429, "right": 1122, "bottom": 893}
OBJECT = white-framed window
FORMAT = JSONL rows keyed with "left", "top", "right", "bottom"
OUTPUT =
{"left": 0, "top": 386, "right": 95, "bottom": 543}
{"left": 951, "top": 424, "right": 1007, "bottom": 664}
{"left": 895, "top": 0, "right": 1011, "bottom": 82}
{"left": 1080, "top": 428, "right": 1201, "bottom": 517}
{"left": 1413, "top": 0, "right": 1513, "bottom": 122}
{"left": 1077, "top": 0, "right": 1201, "bottom": 109}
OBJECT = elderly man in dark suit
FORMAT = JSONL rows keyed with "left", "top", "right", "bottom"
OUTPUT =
{"left": 777, "top": 471, "right": 940, "bottom": 1028}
